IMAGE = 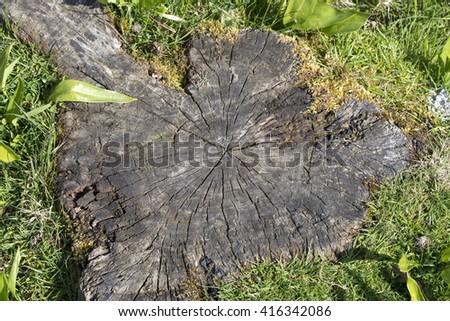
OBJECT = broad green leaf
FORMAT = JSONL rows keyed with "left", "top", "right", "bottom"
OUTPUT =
{"left": 296, "top": 3, "right": 364, "bottom": 30}
{"left": 0, "top": 141, "right": 20, "bottom": 163}
{"left": 441, "top": 247, "right": 450, "bottom": 263}
{"left": 320, "top": 11, "right": 369, "bottom": 35}
{"left": 296, "top": 2, "right": 347, "bottom": 30}
{"left": 283, "top": 0, "right": 318, "bottom": 27}
{"left": 4, "top": 78, "right": 24, "bottom": 125}
{"left": 0, "top": 43, "right": 18, "bottom": 90}
{"left": 0, "top": 272, "right": 9, "bottom": 301}
{"left": 440, "top": 267, "right": 450, "bottom": 286}
{"left": 406, "top": 273, "right": 426, "bottom": 301}
{"left": 283, "top": 0, "right": 368, "bottom": 34}
{"left": 398, "top": 255, "right": 419, "bottom": 273}
{"left": 439, "top": 36, "right": 450, "bottom": 74}
{"left": 7, "top": 249, "right": 20, "bottom": 299}
{"left": 48, "top": 80, "right": 136, "bottom": 103}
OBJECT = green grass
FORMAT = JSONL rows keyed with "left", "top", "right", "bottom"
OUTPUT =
{"left": 0, "top": 28, "right": 78, "bottom": 300}
{"left": 1, "top": 0, "right": 450, "bottom": 300}
{"left": 315, "top": 0, "right": 450, "bottom": 135}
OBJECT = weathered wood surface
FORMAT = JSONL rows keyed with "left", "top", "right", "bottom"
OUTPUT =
{"left": 1, "top": 0, "right": 413, "bottom": 300}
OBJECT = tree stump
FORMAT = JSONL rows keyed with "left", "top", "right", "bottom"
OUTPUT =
{"left": 1, "top": 0, "right": 413, "bottom": 300}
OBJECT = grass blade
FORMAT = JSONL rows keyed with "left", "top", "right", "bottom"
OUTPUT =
{"left": 98, "top": 0, "right": 164, "bottom": 9}
{"left": 2, "top": 58, "right": 19, "bottom": 89}
{"left": 24, "top": 103, "right": 54, "bottom": 118}
{"left": 0, "top": 43, "right": 17, "bottom": 90}
{"left": 440, "top": 267, "right": 450, "bottom": 286}
{"left": 439, "top": 36, "right": 450, "bottom": 73}
{"left": 0, "top": 141, "right": 20, "bottom": 163}
{"left": 7, "top": 248, "right": 21, "bottom": 299}
{"left": 439, "top": 36, "right": 450, "bottom": 87}
{"left": 47, "top": 79, "right": 136, "bottom": 103}
{"left": 141, "top": 0, "right": 166, "bottom": 11}
{"left": 0, "top": 272, "right": 9, "bottom": 301}
{"left": 3, "top": 78, "right": 24, "bottom": 125}
{"left": 406, "top": 273, "right": 426, "bottom": 301}
{"left": 160, "top": 13, "right": 185, "bottom": 22}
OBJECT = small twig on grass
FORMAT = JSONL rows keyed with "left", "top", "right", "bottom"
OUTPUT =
{"left": 149, "top": 15, "right": 176, "bottom": 34}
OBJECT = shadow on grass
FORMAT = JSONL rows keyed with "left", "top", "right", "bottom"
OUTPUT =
{"left": 333, "top": 247, "right": 408, "bottom": 301}
{"left": 53, "top": 215, "right": 81, "bottom": 301}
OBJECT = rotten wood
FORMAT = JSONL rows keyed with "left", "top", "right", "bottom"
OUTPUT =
{"left": 0, "top": 0, "right": 412, "bottom": 300}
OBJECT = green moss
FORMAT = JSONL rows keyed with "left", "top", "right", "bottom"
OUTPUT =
{"left": 276, "top": 33, "right": 374, "bottom": 126}
{"left": 196, "top": 20, "right": 241, "bottom": 45}
{"left": 148, "top": 46, "right": 188, "bottom": 90}
{"left": 278, "top": 29, "right": 435, "bottom": 138}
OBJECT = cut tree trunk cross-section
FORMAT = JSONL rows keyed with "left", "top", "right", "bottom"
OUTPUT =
{"left": 0, "top": 0, "right": 413, "bottom": 300}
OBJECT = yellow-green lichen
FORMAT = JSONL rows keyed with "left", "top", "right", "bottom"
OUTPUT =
{"left": 280, "top": 34, "right": 373, "bottom": 114}
{"left": 179, "top": 268, "right": 210, "bottom": 300}
{"left": 148, "top": 48, "right": 188, "bottom": 90}
{"left": 148, "top": 21, "right": 240, "bottom": 89}
{"left": 196, "top": 20, "right": 241, "bottom": 45}
{"left": 280, "top": 33, "right": 432, "bottom": 138}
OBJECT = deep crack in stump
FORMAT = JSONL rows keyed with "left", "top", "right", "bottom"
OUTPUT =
{"left": 2, "top": 0, "right": 413, "bottom": 300}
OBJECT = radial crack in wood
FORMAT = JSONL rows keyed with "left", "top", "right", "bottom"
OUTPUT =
{"left": 0, "top": 0, "right": 413, "bottom": 300}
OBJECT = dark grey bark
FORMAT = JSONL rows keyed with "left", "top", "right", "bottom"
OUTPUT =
{"left": 1, "top": 0, "right": 413, "bottom": 300}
